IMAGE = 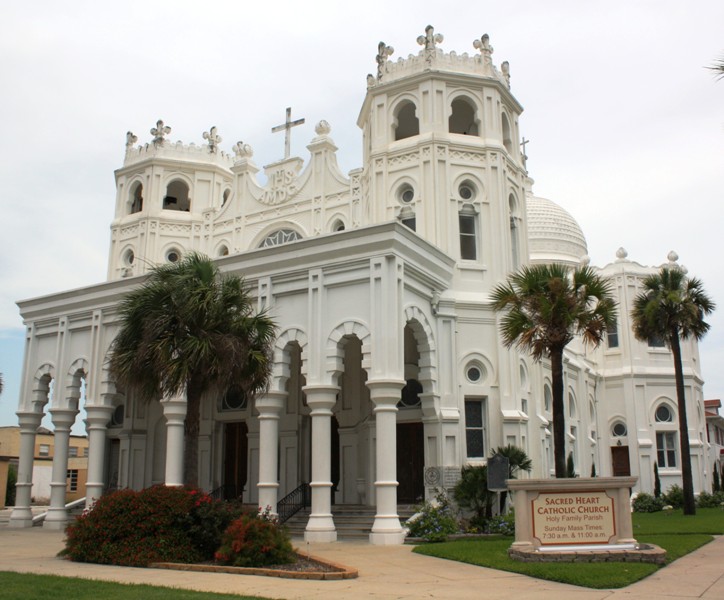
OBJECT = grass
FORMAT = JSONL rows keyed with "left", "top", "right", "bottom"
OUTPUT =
{"left": 413, "top": 507, "right": 724, "bottom": 589}
{"left": 0, "top": 572, "right": 272, "bottom": 600}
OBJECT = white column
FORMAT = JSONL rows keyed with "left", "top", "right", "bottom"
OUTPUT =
{"left": 43, "top": 407, "right": 78, "bottom": 529}
{"left": 9, "top": 411, "right": 43, "bottom": 528}
{"left": 162, "top": 397, "right": 186, "bottom": 487}
{"left": 367, "top": 379, "right": 406, "bottom": 545}
{"left": 256, "top": 391, "right": 286, "bottom": 513}
{"left": 303, "top": 384, "right": 338, "bottom": 543}
{"left": 83, "top": 405, "right": 114, "bottom": 508}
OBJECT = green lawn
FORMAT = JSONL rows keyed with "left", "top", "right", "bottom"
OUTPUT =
{"left": 413, "top": 508, "right": 724, "bottom": 589}
{"left": 0, "top": 572, "right": 271, "bottom": 600}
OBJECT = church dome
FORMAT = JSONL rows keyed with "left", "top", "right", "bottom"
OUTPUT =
{"left": 526, "top": 195, "right": 588, "bottom": 266}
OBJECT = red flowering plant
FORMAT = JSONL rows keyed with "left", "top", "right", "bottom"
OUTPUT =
{"left": 214, "top": 507, "right": 295, "bottom": 568}
{"left": 63, "top": 486, "right": 243, "bottom": 567}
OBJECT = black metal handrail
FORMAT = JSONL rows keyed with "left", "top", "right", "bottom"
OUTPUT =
{"left": 277, "top": 482, "right": 310, "bottom": 524}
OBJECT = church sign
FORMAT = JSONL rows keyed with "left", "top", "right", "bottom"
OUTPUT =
{"left": 531, "top": 490, "right": 616, "bottom": 545}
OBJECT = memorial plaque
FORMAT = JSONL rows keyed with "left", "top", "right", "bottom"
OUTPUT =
{"left": 531, "top": 490, "right": 616, "bottom": 546}
{"left": 487, "top": 454, "right": 509, "bottom": 491}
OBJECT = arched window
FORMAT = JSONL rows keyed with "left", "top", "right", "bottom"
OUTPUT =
{"left": 163, "top": 179, "right": 190, "bottom": 211}
{"left": 544, "top": 384, "right": 552, "bottom": 412}
{"left": 501, "top": 112, "right": 513, "bottom": 154}
{"left": 331, "top": 219, "right": 346, "bottom": 232}
{"left": 222, "top": 188, "right": 231, "bottom": 207}
{"left": 130, "top": 182, "right": 143, "bottom": 214}
{"left": 259, "top": 229, "right": 302, "bottom": 248}
{"left": 568, "top": 392, "right": 577, "bottom": 418}
{"left": 218, "top": 245, "right": 230, "bottom": 257}
{"left": 449, "top": 97, "right": 478, "bottom": 135}
{"left": 394, "top": 101, "right": 420, "bottom": 141}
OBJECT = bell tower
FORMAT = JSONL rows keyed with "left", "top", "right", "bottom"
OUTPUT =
{"left": 108, "top": 121, "right": 234, "bottom": 280}
{"left": 357, "top": 26, "right": 530, "bottom": 289}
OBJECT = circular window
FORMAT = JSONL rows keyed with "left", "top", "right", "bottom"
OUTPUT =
{"left": 459, "top": 183, "right": 475, "bottom": 200}
{"left": 466, "top": 366, "right": 482, "bottom": 383}
{"left": 398, "top": 184, "right": 415, "bottom": 204}
{"left": 222, "top": 387, "right": 247, "bottom": 411}
{"left": 123, "top": 249, "right": 135, "bottom": 266}
{"left": 655, "top": 404, "right": 673, "bottom": 422}
{"left": 111, "top": 404, "right": 125, "bottom": 427}
{"left": 612, "top": 421, "right": 627, "bottom": 437}
{"left": 166, "top": 249, "right": 180, "bottom": 263}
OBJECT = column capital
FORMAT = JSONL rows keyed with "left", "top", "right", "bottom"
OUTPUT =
{"left": 255, "top": 391, "right": 286, "bottom": 415}
{"left": 366, "top": 378, "right": 405, "bottom": 408}
{"left": 85, "top": 405, "right": 114, "bottom": 427}
{"left": 48, "top": 407, "right": 79, "bottom": 428}
{"left": 161, "top": 397, "right": 187, "bottom": 422}
{"left": 15, "top": 411, "right": 43, "bottom": 430}
{"left": 302, "top": 384, "right": 339, "bottom": 411}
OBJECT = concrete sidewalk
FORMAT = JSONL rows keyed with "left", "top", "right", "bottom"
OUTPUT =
{"left": 0, "top": 527, "right": 722, "bottom": 599}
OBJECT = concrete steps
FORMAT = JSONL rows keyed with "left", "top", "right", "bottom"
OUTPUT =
{"left": 285, "top": 504, "right": 417, "bottom": 540}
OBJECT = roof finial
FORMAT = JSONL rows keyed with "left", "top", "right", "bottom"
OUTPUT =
{"left": 417, "top": 25, "right": 443, "bottom": 64}
{"left": 473, "top": 34, "right": 494, "bottom": 68}
{"left": 376, "top": 41, "right": 394, "bottom": 80}
{"left": 202, "top": 126, "right": 222, "bottom": 153}
{"left": 150, "top": 120, "right": 171, "bottom": 147}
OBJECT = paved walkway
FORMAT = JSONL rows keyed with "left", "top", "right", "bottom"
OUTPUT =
{"left": 0, "top": 527, "right": 723, "bottom": 599}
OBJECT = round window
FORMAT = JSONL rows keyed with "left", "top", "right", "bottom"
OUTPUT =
{"left": 655, "top": 405, "right": 673, "bottom": 422}
{"left": 612, "top": 422, "right": 627, "bottom": 437}
{"left": 459, "top": 183, "right": 474, "bottom": 200}
{"left": 111, "top": 404, "right": 125, "bottom": 427}
{"left": 399, "top": 184, "right": 415, "bottom": 204}
{"left": 466, "top": 366, "right": 482, "bottom": 383}
{"left": 222, "top": 387, "right": 247, "bottom": 411}
{"left": 166, "top": 249, "right": 180, "bottom": 263}
{"left": 123, "top": 250, "right": 135, "bottom": 266}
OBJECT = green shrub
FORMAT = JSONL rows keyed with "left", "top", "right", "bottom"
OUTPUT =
{"left": 485, "top": 512, "right": 515, "bottom": 536}
{"left": 632, "top": 492, "right": 664, "bottom": 513}
{"left": 696, "top": 491, "right": 724, "bottom": 508}
{"left": 453, "top": 465, "right": 494, "bottom": 525}
{"left": 214, "top": 509, "right": 294, "bottom": 567}
{"left": 5, "top": 464, "right": 17, "bottom": 506}
{"left": 63, "top": 486, "right": 240, "bottom": 567}
{"left": 663, "top": 484, "right": 685, "bottom": 509}
{"left": 406, "top": 490, "right": 459, "bottom": 542}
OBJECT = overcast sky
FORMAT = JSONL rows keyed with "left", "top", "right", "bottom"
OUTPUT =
{"left": 1, "top": 0, "right": 722, "bottom": 431}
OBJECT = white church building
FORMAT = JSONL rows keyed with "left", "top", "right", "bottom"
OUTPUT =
{"left": 10, "top": 26, "right": 712, "bottom": 543}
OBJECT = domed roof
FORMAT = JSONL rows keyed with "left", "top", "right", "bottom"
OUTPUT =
{"left": 526, "top": 195, "right": 588, "bottom": 266}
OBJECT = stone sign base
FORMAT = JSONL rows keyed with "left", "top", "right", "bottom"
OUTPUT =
{"left": 506, "top": 477, "right": 660, "bottom": 562}
{"left": 508, "top": 542, "right": 666, "bottom": 564}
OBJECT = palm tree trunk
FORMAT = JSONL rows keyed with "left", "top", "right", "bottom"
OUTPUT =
{"left": 551, "top": 349, "right": 566, "bottom": 478}
{"left": 671, "top": 333, "right": 696, "bottom": 515}
{"left": 184, "top": 380, "right": 202, "bottom": 488}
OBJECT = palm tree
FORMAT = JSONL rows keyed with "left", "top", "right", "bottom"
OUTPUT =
{"left": 492, "top": 264, "right": 616, "bottom": 478}
{"left": 631, "top": 263, "right": 715, "bottom": 515}
{"left": 492, "top": 444, "right": 532, "bottom": 511}
{"left": 109, "top": 252, "right": 276, "bottom": 487}
{"left": 708, "top": 55, "right": 724, "bottom": 80}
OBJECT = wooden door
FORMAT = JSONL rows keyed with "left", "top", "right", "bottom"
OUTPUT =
{"left": 224, "top": 422, "right": 248, "bottom": 500}
{"left": 611, "top": 446, "right": 631, "bottom": 476}
{"left": 396, "top": 422, "right": 425, "bottom": 503}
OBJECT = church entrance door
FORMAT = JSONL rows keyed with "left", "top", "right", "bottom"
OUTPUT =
{"left": 611, "top": 446, "right": 631, "bottom": 477}
{"left": 396, "top": 422, "right": 424, "bottom": 503}
{"left": 223, "top": 422, "right": 248, "bottom": 500}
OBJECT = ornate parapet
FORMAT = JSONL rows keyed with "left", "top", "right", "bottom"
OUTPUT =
{"left": 370, "top": 26, "right": 511, "bottom": 89}
{"left": 123, "top": 140, "right": 235, "bottom": 168}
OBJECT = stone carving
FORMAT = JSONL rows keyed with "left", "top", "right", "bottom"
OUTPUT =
{"left": 259, "top": 160, "right": 302, "bottom": 205}
{"left": 233, "top": 141, "right": 253, "bottom": 158}
{"left": 417, "top": 25, "right": 443, "bottom": 64}
{"left": 376, "top": 41, "right": 394, "bottom": 80}
{"left": 125, "top": 131, "right": 137, "bottom": 149}
{"left": 616, "top": 247, "right": 628, "bottom": 260}
{"left": 366, "top": 73, "right": 375, "bottom": 87}
{"left": 202, "top": 126, "right": 222, "bottom": 153}
{"left": 150, "top": 120, "right": 171, "bottom": 147}
{"left": 315, "top": 120, "right": 331, "bottom": 136}
{"left": 501, "top": 61, "right": 511, "bottom": 87}
{"left": 473, "top": 34, "right": 494, "bottom": 68}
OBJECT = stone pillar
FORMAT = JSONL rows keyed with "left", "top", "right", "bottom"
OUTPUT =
{"left": 83, "top": 405, "right": 114, "bottom": 508}
{"left": 162, "top": 397, "right": 187, "bottom": 487}
{"left": 256, "top": 391, "right": 286, "bottom": 514}
{"left": 303, "top": 384, "right": 338, "bottom": 543}
{"left": 43, "top": 407, "right": 78, "bottom": 529}
{"left": 9, "top": 411, "right": 43, "bottom": 528}
{"left": 367, "top": 379, "right": 406, "bottom": 545}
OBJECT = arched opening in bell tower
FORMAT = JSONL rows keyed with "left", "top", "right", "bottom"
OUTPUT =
{"left": 163, "top": 179, "right": 191, "bottom": 211}
{"left": 394, "top": 101, "right": 420, "bottom": 141}
{"left": 449, "top": 97, "right": 479, "bottom": 135}
{"left": 130, "top": 182, "right": 143, "bottom": 214}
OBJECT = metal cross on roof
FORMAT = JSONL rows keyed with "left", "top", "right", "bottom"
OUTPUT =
{"left": 271, "top": 107, "right": 305, "bottom": 160}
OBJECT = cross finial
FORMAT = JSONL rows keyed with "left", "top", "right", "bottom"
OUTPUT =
{"left": 520, "top": 137, "right": 530, "bottom": 166}
{"left": 376, "top": 41, "right": 394, "bottom": 80}
{"left": 473, "top": 34, "right": 494, "bottom": 67}
{"left": 271, "top": 107, "right": 305, "bottom": 160}
{"left": 203, "top": 126, "right": 222, "bottom": 153}
{"left": 417, "top": 25, "right": 443, "bottom": 63}
{"left": 150, "top": 120, "right": 171, "bottom": 146}
{"left": 125, "top": 131, "right": 137, "bottom": 149}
